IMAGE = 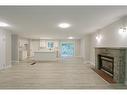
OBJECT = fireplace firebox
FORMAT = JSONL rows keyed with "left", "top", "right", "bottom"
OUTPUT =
{"left": 98, "top": 54, "right": 114, "bottom": 76}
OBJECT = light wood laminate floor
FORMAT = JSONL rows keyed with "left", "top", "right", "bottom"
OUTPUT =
{"left": 0, "top": 62, "right": 126, "bottom": 89}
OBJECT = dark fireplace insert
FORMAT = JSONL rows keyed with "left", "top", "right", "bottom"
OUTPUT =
{"left": 98, "top": 54, "right": 114, "bottom": 76}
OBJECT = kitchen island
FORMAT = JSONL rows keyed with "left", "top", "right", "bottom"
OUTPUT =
{"left": 34, "top": 51, "right": 57, "bottom": 61}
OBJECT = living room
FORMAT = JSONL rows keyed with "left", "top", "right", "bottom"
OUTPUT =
{"left": 0, "top": 6, "right": 127, "bottom": 90}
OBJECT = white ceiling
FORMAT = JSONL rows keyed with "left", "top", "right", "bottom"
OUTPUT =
{"left": 0, "top": 6, "right": 127, "bottom": 39}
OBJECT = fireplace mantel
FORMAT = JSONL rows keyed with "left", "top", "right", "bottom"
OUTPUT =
{"left": 95, "top": 48, "right": 126, "bottom": 83}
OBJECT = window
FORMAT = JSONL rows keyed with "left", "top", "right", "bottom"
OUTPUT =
{"left": 60, "top": 42, "right": 75, "bottom": 57}
{"left": 47, "top": 41, "right": 54, "bottom": 49}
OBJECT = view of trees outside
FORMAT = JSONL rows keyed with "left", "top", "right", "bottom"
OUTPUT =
{"left": 61, "top": 42, "right": 75, "bottom": 57}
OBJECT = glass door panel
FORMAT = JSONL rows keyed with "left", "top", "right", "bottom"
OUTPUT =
{"left": 60, "top": 42, "right": 75, "bottom": 57}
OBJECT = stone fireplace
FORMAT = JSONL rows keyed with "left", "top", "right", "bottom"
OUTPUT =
{"left": 95, "top": 48, "right": 126, "bottom": 83}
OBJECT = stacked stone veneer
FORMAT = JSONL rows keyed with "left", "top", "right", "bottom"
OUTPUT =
{"left": 95, "top": 48, "right": 126, "bottom": 83}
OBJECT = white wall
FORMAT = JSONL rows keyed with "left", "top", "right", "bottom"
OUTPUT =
{"left": 5, "top": 30, "right": 12, "bottom": 67}
{"left": 88, "top": 16, "right": 127, "bottom": 84}
{"left": 75, "top": 39, "right": 81, "bottom": 56}
{"left": 81, "top": 35, "right": 91, "bottom": 63}
{"left": 0, "top": 29, "right": 11, "bottom": 69}
{"left": 30, "top": 39, "right": 81, "bottom": 57}
{"left": 89, "top": 17, "right": 127, "bottom": 64}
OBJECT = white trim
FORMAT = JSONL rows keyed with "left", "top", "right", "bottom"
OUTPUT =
{"left": 89, "top": 61, "right": 95, "bottom": 66}
{"left": 4, "top": 64, "right": 11, "bottom": 69}
{"left": 0, "top": 64, "right": 11, "bottom": 70}
{"left": 84, "top": 61, "right": 90, "bottom": 64}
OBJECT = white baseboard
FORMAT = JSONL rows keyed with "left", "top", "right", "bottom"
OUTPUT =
{"left": 0, "top": 64, "right": 11, "bottom": 70}
{"left": 84, "top": 60, "right": 95, "bottom": 68}
{"left": 84, "top": 61, "right": 91, "bottom": 64}
{"left": 4, "top": 64, "right": 11, "bottom": 69}
{"left": 84, "top": 60, "right": 94, "bottom": 64}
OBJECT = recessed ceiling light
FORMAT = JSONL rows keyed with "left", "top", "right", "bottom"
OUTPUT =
{"left": 58, "top": 23, "right": 71, "bottom": 28}
{"left": 68, "top": 36, "right": 74, "bottom": 39}
{"left": 0, "top": 22, "right": 9, "bottom": 27}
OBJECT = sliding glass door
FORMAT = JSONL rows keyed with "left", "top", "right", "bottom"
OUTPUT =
{"left": 60, "top": 41, "right": 75, "bottom": 57}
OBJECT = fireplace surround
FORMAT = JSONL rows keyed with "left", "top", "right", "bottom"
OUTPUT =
{"left": 95, "top": 48, "right": 126, "bottom": 83}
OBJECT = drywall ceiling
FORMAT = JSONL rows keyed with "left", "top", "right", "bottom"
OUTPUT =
{"left": 0, "top": 6, "right": 127, "bottom": 39}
